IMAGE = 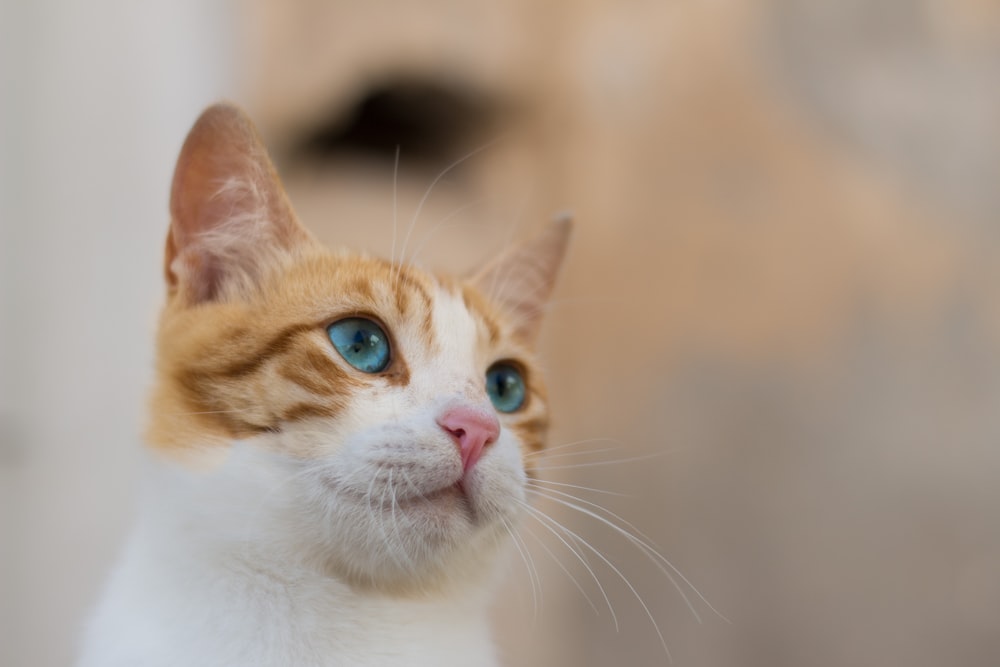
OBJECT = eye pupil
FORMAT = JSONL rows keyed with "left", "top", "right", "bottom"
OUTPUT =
{"left": 486, "top": 363, "right": 526, "bottom": 413}
{"left": 327, "top": 318, "right": 391, "bottom": 373}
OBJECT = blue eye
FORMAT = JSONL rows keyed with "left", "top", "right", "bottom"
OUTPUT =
{"left": 486, "top": 362, "right": 526, "bottom": 413}
{"left": 327, "top": 318, "right": 390, "bottom": 373}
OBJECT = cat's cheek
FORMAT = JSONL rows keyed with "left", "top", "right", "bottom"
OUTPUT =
{"left": 269, "top": 419, "right": 353, "bottom": 460}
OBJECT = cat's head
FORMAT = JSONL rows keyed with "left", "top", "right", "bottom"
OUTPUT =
{"left": 148, "top": 104, "right": 570, "bottom": 593}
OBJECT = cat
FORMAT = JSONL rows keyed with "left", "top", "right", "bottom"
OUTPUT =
{"left": 76, "top": 103, "right": 570, "bottom": 667}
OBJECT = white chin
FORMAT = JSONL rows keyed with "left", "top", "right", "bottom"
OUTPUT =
{"left": 316, "top": 487, "right": 513, "bottom": 590}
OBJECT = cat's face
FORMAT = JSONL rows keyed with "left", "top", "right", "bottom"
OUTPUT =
{"left": 147, "top": 104, "right": 569, "bottom": 593}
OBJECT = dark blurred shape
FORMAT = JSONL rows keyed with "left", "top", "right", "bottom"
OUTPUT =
{"left": 288, "top": 78, "right": 497, "bottom": 170}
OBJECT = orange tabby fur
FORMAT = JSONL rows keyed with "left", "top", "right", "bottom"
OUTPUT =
{"left": 149, "top": 254, "right": 552, "bottom": 458}
{"left": 79, "top": 101, "right": 572, "bottom": 667}
{"left": 148, "top": 102, "right": 561, "bottom": 467}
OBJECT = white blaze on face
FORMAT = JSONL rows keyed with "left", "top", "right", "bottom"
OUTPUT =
{"left": 415, "top": 287, "right": 489, "bottom": 409}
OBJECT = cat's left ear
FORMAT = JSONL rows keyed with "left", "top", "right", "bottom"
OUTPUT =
{"left": 166, "top": 103, "right": 314, "bottom": 304}
{"left": 471, "top": 215, "right": 573, "bottom": 344}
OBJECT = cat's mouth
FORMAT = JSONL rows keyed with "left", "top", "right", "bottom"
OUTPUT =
{"left": 390, "top": 480, "right": 469, "bottom": 512}
{"left": 329, "top": 477, "right": 475, "bottom": 518}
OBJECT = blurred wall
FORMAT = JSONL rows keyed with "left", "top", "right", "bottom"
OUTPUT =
{"left": 0, "top": 2, "right": 233, "bottom": 666}
{"left": 3, "top": 1, "right": 999, "bottom": 666}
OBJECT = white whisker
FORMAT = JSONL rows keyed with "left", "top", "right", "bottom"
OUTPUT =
{"left": 518, "top": 520, "right": 601, "bottom": 616}
{"left": 405, "top": 200, "right": 487, "bottom": 269}
{"left": 526, "top": 482, "right": 659, "bottom": 547}
{"left": 390, "top": 144, "right": 401, "bottom": 266}
{"left": 526, "top": 486, "right": 700, "bottom": 623}
{"left": 394, "top": 137, "right": 503, "bottom": 287}
{"left": 517, "top": 501, "right": 620, "bottom": 632}
{"left": 525, "top": 437, "right": 624, "bottom": 458}
{"left": 364, "top": 464, "right": 383, "bottom": 558}
{"left": 386, "top": 469, "right": 411, "bottom": 574}
{"left": 526, "top": 486, "right": 729, "bottom": 624}
{"left": 519, "top": 499, "right": 673, "bottom": 661}
{"left": 527, "top": 477, "right": 629, "bottom": 498}
{"left": 502, "top": 517, "right": 541, "bottom": 622}
{"left": 377, "top": 469, "right": 394, "bottom": 556}
{"left": 532, "top": 452, "right": 670, "bottom": 472}
{"left": 529, "top": 445, "right": 627, "bottom": 463}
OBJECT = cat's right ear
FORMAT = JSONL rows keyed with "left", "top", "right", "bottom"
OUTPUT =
{"left": 166, "top": 103, "right": 314, "bottom": 304}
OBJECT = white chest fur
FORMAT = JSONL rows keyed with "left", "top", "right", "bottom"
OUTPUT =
{"left": 77, "top": 451, "right": 503, "bottom": 667}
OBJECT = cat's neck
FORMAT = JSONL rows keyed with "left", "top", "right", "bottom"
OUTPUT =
{"left": 83, "top": 445, "right": 503, "bottom": 667}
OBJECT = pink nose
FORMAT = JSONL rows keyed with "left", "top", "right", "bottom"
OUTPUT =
{"left": 437, "top": 404, "right": 501, "bottom": 472}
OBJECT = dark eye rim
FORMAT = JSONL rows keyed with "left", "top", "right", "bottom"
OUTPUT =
{"left": 324, "top": 313, "right": 396, "bottom": 374}
{"left": 486, "top": 359, "right": 530, "bottom": 412}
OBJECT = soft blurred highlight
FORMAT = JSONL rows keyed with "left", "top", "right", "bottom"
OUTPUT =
{"left": 3, "top": 1, "right": 999, "bottom": 666}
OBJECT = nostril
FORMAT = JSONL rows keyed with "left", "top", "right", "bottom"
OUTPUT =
{"left": 436, "top": 404, "right": 501, "bottom": 472}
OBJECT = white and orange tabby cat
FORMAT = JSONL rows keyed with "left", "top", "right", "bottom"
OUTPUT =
{"left": 77, "top": 103, "right": 570, "bottom": 667}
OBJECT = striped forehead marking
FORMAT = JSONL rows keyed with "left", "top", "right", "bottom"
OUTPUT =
{"left": 461, "top": 284, "right": 502, "bottom": 346}
{"left": 392, "top": 266, "right": 435, "bottom": 337}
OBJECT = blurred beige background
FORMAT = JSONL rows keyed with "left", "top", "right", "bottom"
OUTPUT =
{"left": 3, "top": 1, "right": 999, "bottom": 666}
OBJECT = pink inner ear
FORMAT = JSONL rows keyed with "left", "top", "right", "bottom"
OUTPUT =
{"left": 170, "top": 247, "right": 226, "bottom": 304}
{"left": 165, "top": 103, "right": 313, "bottom": 303}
